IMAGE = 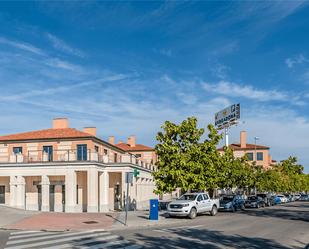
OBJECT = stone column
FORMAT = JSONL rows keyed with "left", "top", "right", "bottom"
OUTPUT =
{"left": 65, "top": 170, "right": 77, "bottom": 213}
{"left": 41, "top": 175, "right": 50, "bottom": 212}
{"left": 16, "top": 176, "right": 26, "bottom": 209}
{"left": 87, "top": 168, "right": 98, "bottom": 212}
{"left": 9, "top": 176, "right": 17, "bottom": 207}
{"left": 99, "top": 171, "right": 109, "bottom": 212}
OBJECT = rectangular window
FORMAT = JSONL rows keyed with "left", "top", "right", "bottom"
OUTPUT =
{"left": 135, "top": 154, "right": 142, "bottom": 158}
{"left": 114, "top": 153, "right": 117, "bottom": 163}
{"left": 13, "top": 147, "right": 22, "bottom": 154}
{"left": 246, "top": 153, "right": 253, "bottom": 161}
{"left": 257, "top": 152, "right": 263, "bottom": 161}
{"left": 94, "top": 146, "right": 99, "bottom": 153}
{"left": 43, "top": 146, "right": 53, "bottom": 161}
{"left": 104, "top": 149, "right": 108, "bottom": 155}
{"left": 77, "top": 144, "right": 87, "bottom": 161}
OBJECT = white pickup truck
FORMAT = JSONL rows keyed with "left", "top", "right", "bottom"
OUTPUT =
{"left": 167, "top": 192, "right": 220, "bottom": 219}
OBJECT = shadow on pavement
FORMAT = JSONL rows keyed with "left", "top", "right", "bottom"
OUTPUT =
{"left": 242, "top": 203, "right": 309, "bottom": 222}
{"left": 132, "top": 228, "right": 292, "bottom": 249}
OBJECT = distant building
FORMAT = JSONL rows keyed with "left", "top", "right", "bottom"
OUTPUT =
{"left": 218, "top": 131, "right": 275, "bottom": 169}
{"left": 0, "top": 118, "right": 156, "bottom": 212}
{"left": 115, "top": 136, "right": 157, "bottom": 166}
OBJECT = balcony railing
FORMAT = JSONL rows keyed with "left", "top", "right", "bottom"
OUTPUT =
{"left": 0, "top": 149, "right": 154, "bottom": 170}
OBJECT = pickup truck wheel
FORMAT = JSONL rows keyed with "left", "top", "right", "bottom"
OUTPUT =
{"left": 188, "top": 207, "right": 197, "bottom": 219}
{"left": 210, "top": 205, "right": 218, "bottom": 216}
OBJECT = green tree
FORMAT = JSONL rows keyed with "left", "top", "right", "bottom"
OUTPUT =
{"left": 153, "top": 117, "right": 222, "bottom": 194}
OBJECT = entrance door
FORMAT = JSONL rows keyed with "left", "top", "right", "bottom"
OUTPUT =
{"left": 62, "top": 185, "right": 65, "bottom": 212}
{"left": 114, "top": 183, "right": 121, "bottom": 210}
{"left": 43, "top": 146, "right": 53, "bottom": 161}
{"left": 77, "top": 144, "right": 87, "bottom": 161}
{"left": 49, "top": 185, "right": 55, "bottom": 212}
{"left": 37, "top": 185, "right": 42, "bottom": 211}
{"left": 0, "top": 186, "right": 5, "bottom": 204}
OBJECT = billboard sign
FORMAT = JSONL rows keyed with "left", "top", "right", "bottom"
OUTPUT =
{"left": 215, "top": 103, "right": 240, "bottom": 128}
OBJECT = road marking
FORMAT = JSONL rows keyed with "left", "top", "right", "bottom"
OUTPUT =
{"left": 9, "top": 231, "right": 62, "bottom": 240}
{"left": 6, "top": 230, "right": 104, "bottom": 245}
{"left": 153, "top": 224, "right": 204, "bottom": 233}
{"left": 10, "top": 231, "right": 39, "bottom": 235}
{"left": 5, "top": 230, "right": 140, "bottom": 249}
{"left": 43, "top": 234, "right": 119, "bottom": 249}
{"left": 5, "top": 231, "right": 109, "bottom": 249}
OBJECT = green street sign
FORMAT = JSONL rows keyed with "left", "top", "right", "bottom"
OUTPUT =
{"left": 133, "top": 169, "right": 140, "bottom": 177}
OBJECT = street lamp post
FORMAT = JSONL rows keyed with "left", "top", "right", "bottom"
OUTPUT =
{"left": 254, "top": 136, "right": 259, "bottom": 195}
{"left": 254, "top": 136, "right": 259, "bottom": 162}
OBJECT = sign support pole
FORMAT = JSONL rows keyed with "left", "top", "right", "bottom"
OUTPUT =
{"left": 225, "top": 126, "right": 229, "bottom": 147}
{"left": 125, "top": 175, "right": 129, "bottom": 226}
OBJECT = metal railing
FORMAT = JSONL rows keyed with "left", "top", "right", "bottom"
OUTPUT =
{"left": 0, "top": 149, "right": 154, "bottom": 170}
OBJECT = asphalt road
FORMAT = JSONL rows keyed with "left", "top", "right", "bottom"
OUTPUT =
{"left": 0, "top": 202, "right": 308, "bottom": 249}
{"left": 115, "top": 201, "right": 309, "bottom": 249}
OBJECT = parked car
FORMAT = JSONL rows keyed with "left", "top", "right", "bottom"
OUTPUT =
{"left": 284, "top": 194, "right": 293, "bottom": 202}
{"left": 270, "top": 195, "right": 280, "bottom": 205}
{"left": 167, "top": 192, "right": 220, "bottom": 219}
{"left": 219, "top": 195, "right": 245, "bottom": 212}
{"left": 299, "top": 194, "right": 309, "bottom": 201}
{"left": 294, "top": 194, "right": 301, "bottom": 201}
{"left": 245, "top": 196, "right": 265, "bottom": 208}
{"left": 257, "top": 193, "right": 272, "bottom": 206}
{"left": 276, "top": 194, "right": 288, "bottom": 203}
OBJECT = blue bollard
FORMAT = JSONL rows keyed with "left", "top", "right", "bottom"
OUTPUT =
{"left": 149, "top": 199, "right": 159, "bottom": 220}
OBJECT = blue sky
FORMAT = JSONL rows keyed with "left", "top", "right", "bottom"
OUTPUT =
{"left": 0, "top": 1, "right": 308, "bottom": 172}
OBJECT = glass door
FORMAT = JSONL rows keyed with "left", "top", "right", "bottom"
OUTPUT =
{"left": 0, "top": 186, "right": 5, "bottom": 204}
{"left": 77, "top": 144, "right": 87, "bottom": 161}
{"left": 43, "top": 146, "right": 53, "bottom": 161}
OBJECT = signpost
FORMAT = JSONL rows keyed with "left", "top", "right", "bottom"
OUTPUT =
{"left": 124, "top": 169, "right": 140, "bottom": 226}
{"left": 215, "top": 103, "right": 240, "bottom": 146}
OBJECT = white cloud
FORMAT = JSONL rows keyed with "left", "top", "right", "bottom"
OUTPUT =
{"left": 285, "top": 54, "right": 309, "bottom": 68}
{"left": 202, "top": 80, "right": 306, "bottom": 105}
{"left": 46, "top": 33, "right": 85, "bottom": 58}
{"left": 0, "top": 36, "right": 45, "bottom": 56}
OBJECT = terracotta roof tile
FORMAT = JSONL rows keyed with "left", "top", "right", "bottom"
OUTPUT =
{"left": 115, "top": 142, "right": 154, "bottom": 151}
{"left": 218, "top": 143, "right": 269, "bottom": 151}
{"left": 0, "top": 128, "right": 94, "bottom": 142}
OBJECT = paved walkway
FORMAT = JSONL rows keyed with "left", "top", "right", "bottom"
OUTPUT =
{"left": 0, "top": 205, "right": 179, "bottom": 231}
{"left": 5, "top": 212, "right": 117, "bottom": 231}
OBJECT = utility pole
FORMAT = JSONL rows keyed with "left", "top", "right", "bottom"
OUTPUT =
{"left": 254, "top": 136, "right": 259, "bottom": 195}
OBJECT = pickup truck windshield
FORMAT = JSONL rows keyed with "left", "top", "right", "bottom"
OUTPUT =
{"left": 178, "top": 194, "right": 197, "bottom": 201}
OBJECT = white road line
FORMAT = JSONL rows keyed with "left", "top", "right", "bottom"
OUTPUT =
{"left": 10, "top": 231, "right": 39, "bottom": 236}
{"left": 5, "top": 231, "right": 110, "bottom": 249}
{"left": 44, "top": 234, "right": 120, "bottom": 249}
{"left": 77, "top": 239, "right": 131, "bottom": 249}
{"left": 9, "top": 232, "right": 62, "bottom": 240}
{"left": 153, "top": 224, "right": 204, "bottom": 233}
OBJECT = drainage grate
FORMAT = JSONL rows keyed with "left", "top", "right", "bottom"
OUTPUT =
{"left": 83, "top": 221, "right": 98, "bottom": 224}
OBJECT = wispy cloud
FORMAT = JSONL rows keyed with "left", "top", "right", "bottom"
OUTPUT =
{"left": 202, "top": 80, "right": 305, "bottom": 105}
{"left": 0, "top": 36, "right": 45, "bottom": 56}
{"left": 285, "top": 54, "right": 309, "bottom": 68}
{"left": 46, "top": 33, "right": 85, "bottom": 58}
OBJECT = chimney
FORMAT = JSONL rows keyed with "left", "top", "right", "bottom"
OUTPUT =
{"left": 108, "top": 136, "right": 115, "bottom": 145}
{"left": 118, "top": 140, "right": 123, "bottom": 144}
{"left": 83, "top": 127, "right": 96, "bottom": 136}
{"left": 127, "top": 135, "right": 136, "bottom": 147}
{"left": 53, "top": 118, "right": 69, "bottom": 129}
{"left": 240, "top": 131, "right": 246, "bottom": 148}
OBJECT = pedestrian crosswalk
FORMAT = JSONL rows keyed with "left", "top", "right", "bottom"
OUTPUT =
{"left": 5, "top": 230, "right": 142, "bottom": 249}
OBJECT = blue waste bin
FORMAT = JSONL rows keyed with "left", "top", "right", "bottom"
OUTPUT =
{"left": 149, "top": 199, "right": 159, "bottom": 220}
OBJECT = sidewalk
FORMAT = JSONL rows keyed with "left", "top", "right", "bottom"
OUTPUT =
{"left": 1, "top": 205, "right": 183, "bottom": 232}
{"left": 110, "top": 210, "right": 185, "bottom": 230}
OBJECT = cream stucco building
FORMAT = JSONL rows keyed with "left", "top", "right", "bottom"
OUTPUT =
{"left": 0, "top": 118, "right": 157, "bottom": 213}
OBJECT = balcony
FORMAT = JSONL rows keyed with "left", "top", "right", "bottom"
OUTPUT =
{"left": 0, "top": 149, "right": 154, "bottom": 170}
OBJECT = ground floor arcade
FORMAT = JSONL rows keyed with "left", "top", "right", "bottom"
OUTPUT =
{"left": 0, "top": 163, "right": 156, "bottom": 212}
